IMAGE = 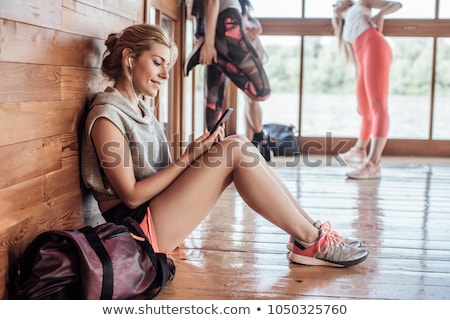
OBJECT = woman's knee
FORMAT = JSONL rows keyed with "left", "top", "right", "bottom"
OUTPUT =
{"left": 215, "top": 135, "right": 246, "bottom": 155}
{"left": 214, "top": 135, "right": 259, "bottom": 162}
{"left": 370, "top": 98, "right": 388, "bottom": 115}
{"left": 230, "top": 135, "right": 262, "bottom": 162}
{"left": 223, "top": 134, "right": 253, "bottom": 147}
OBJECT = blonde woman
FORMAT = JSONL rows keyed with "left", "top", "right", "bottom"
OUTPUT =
{"left": 81, "top": 24, "right": 369, "bottom": 268}
{"left": 333, "top": 0, "right": 402, "bottom": 179}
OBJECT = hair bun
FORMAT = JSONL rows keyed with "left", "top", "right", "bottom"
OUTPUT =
{"left": 105, "top": 33, "right": 119, "bottom": 50}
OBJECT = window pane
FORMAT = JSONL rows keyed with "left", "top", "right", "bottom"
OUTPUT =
{"left": 388, "top": 37, "right": 433, "bottom": 139}
{"left": 194, "top": 66, "right": 205, "bottom": 138}
{"left": 185, "top": 17, "right": 205, "bottom": 139}
{"left": 236, "top": 36, "right": 301, "bottom": 135}
{"left": 301, "top": 37, "right": 433, "bottom": 140}
{"left": 306, "top": 0, "right": 436, "bottom": 19}
{"left": 183, "top": 20, "right": 194, "bottom": 143}
{"left": 433, "top": 38, "right": 450, "bottom": 140}
{"left": 305, "top": 0, "right": 337, "bottom": 18}
{"left": 440, "top": 0, "right": 450, "bottom": 19}
{"left": 148, "top": 7, "right": 156, "bottom": 24}
{"left": 251, "top": 0, "right": 302, "bottom": 18}
{"left": 301, "top": 36, "right": 359, "bottom": 137}
{"left": 388, "top": 0, "right": 435, "bottom": 19}
{"left": 159, "top": 16, "right": 176, "bottom": 131}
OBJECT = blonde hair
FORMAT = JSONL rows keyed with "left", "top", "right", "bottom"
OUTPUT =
{"left": 102, "top": 24, "right": 178, "bottom": 81}
{"left": 332, "top": 15, "right": 350, "bottom": 62}
{"left": 332, "top": 0, "right": 354, "bottom": 63}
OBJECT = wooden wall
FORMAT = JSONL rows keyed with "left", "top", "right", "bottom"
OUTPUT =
{"left": 0, "top": 0, "right": 146, "bottom": 299}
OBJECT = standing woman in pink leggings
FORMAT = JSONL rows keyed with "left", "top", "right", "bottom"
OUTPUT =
{"left": 333, "top": 0, "right": 402, "bottom": 179}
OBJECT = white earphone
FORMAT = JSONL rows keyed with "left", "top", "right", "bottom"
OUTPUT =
{"left": 128, "top": 56, "right": 133, "bottom": 70}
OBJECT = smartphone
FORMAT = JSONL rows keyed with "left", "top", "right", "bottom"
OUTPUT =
{"left": 209, "top": 108, "right": 234, "bottom": 133}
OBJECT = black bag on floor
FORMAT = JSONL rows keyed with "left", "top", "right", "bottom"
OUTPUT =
{"left": 9, "top": 217, "right": 175, "bottom": 300}
{"left": 263, "top": 123, "right": 301, "bottom": 157}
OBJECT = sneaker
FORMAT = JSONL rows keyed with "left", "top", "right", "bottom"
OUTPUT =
{"left": 288, "top": 221, "right": 369, "bottom": 267}
{"left": 338, "top": 146, "right": 367, "bottom": 163}
{"left": 346, "top": 161, "right": 381, "bottom": 180}
{"left": 183, "top": 36, "right": 204, "bottom": 76}
{"left": 286, "top": 221, "right": 363, "bottom": 251}
{"left": 252, "top": 131, "right": 272, "bottom": 162}
{"left": 252, "top": 131, "right": 265, "bottom": 144}
{"left": 258, "top": 141, "right": 272, "bottom": 162}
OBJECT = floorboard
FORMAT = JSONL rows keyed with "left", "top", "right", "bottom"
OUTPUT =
{"left": 155, "top": 156, "right": 450, "bottom": 300}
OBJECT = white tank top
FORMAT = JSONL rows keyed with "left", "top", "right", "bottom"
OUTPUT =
{"left": 342, "top": 3, "right": 372, "bottom": 44}
{"left": 220, "top": 0, "right": 242, "bottom": 13}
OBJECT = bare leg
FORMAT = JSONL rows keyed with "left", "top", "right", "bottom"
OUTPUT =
{"left": 354, "top": 138, "right": 370, "bottom": 151}
{"left": 150, "top": 135, "right": 319, "bottom": 253}
{"left": 367, "top": 137, "right": 386, "bottom": 164}
{"left": 265, "top": 167, "right": 315, "bottom": 225}
{"left": 245, "top": 115, "right": 253, "bottom": 141}
{"left": 245, "top": 97, "right": 263, "bottom": 140}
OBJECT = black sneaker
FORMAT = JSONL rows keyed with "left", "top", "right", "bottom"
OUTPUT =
{"left": 252, "top": 131, "right": 271, "bottom": 162}
{"left": 259, "top": 138, "right": 272, "bottom": 162}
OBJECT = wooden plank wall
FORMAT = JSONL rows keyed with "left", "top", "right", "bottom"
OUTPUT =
{"left": 0, "top": 0, "right": 145, "bottom": 299}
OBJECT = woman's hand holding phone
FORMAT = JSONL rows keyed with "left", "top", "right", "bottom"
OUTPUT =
{"left": 179, "top": 108, "right": 233, "bottom": 166}
{"left": 209, "top": 108, "right": 233, "bottom": 133}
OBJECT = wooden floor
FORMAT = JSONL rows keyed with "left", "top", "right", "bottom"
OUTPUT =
{"left": 156, "top": 156, "right": 450, "bottom": 300}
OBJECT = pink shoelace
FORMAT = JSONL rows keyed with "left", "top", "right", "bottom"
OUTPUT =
{"left": 316, "top": 221, "right": 345, "bottom": 255}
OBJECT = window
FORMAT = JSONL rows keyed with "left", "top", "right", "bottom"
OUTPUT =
{"left": 148, "top": 6, "right": 156, "bottom": 24}
{"left": 301, "top": 36, "right": 359, "bottom": 138}
{"left": 255, "top": 1, "right": 448, "bottom": 145}
{"left": 433, "top": 38, "right": 450, "bottom": 140}
{"left": 157, "top": 16, "right": 176, "bottom": 134}
{"left": 440, "top": 1, "right": 450, "bottom": 19}
{"left": 389, "top": 0, "right": 436, "bottom": 19}
{"left": 185, "top": 0, "right": 450, "bottom": 156}
{"left": 147, "top": 0, "right": 180, "bottom": 152}
{"left": 305, "top": 0, "right": 336, "bottom": 18}
{"left": 193, "top": 66, "right": 205, "bottom": 138}
{"left": 183, "top": 19, "right": 194, "bottom": 143}
{"left": 251, "top": 0, "right": 302, "bottom": 18}
{"left": 235, "top": 36, "right": 301, "bottom": 135}
{"left": 388, "top": 37, "right": 433, "bottom": 139}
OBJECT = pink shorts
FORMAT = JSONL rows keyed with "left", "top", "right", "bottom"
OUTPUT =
{"left": 139, "top": 206, "right": 160, "bottom": 252}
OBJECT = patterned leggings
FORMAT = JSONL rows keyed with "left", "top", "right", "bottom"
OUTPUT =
{"left": 204, "top": 8, "right": 271, "bottom": 130}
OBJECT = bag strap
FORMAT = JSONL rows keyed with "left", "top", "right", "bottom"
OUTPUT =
{"left": 79, "top": 227, "right": 114, "bottom": 299}
{"left": 121, "top": 218, "right": 170, "bottom": 299}
{"left": 80, "top": 220, "right": 170, "bottom": 300}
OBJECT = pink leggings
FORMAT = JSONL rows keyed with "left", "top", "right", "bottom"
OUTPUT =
{"left": 353, "top": 28, "right": 392, "bottom": 140}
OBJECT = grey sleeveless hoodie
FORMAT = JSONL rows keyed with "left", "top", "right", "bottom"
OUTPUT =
{"left": 81, "top": 87, "right": 172, "bottom": 202}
